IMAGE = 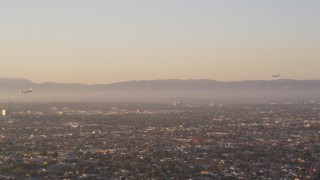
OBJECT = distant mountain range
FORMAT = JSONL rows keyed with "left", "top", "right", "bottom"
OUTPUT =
{"left": 1, "top": 77, "right": 320, "bottom": 103}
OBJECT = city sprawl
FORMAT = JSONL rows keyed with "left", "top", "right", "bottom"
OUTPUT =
{"left": 0, "top": 103, "right": 319, "bottom": 179}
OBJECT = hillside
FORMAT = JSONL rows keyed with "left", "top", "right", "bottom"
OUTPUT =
{"left": 1, "top": 77, "right": 320, "bottom": 103}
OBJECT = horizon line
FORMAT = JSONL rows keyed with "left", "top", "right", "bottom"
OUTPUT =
{"left": 1, "top": 77, "right": 320, "bottom": 85}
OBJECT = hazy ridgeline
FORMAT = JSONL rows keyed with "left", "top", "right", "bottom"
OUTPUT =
{"left": 1, "top": 78, "right": 320, "bottom": 103}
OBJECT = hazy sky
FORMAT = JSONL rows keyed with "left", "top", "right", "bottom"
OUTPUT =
{"left": 1, "top": 0, "right": 320, "bottom": 84}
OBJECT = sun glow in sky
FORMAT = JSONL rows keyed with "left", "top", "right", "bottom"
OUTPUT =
{"left": 1, "top": 0, "right": 320, "bottom": 84}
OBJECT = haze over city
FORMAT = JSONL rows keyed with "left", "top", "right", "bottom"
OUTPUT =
{"left": 1, "top": 0, "right": 320, "bottom": 84}
{"left": 2, "top": 2, "right": 320, "bottom": 179}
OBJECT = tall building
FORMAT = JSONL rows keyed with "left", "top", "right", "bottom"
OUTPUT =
{"left": 2, "top": 109, "right": 6, "bottom": 116}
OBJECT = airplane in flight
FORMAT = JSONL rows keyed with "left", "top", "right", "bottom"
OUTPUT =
{"left": 20, "top": 88, "right": 33, "bottom": 93}
{"left": 271, "top": 74, "right": 280, "bottom": 78}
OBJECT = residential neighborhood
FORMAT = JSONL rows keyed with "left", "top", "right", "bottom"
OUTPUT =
{"left": 0, "top": 103, "right": 319, "bottom": 179}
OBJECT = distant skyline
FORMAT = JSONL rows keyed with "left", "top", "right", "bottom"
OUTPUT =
{"left": 1, "top": 0, "right": 320, "bottom": 84}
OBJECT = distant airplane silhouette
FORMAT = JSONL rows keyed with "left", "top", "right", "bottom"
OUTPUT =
{"left": 20, "top": 88, "right": 33, "bottom": 93}
{"left": 270, "top": 74, "right": 280, "bottom": 78}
